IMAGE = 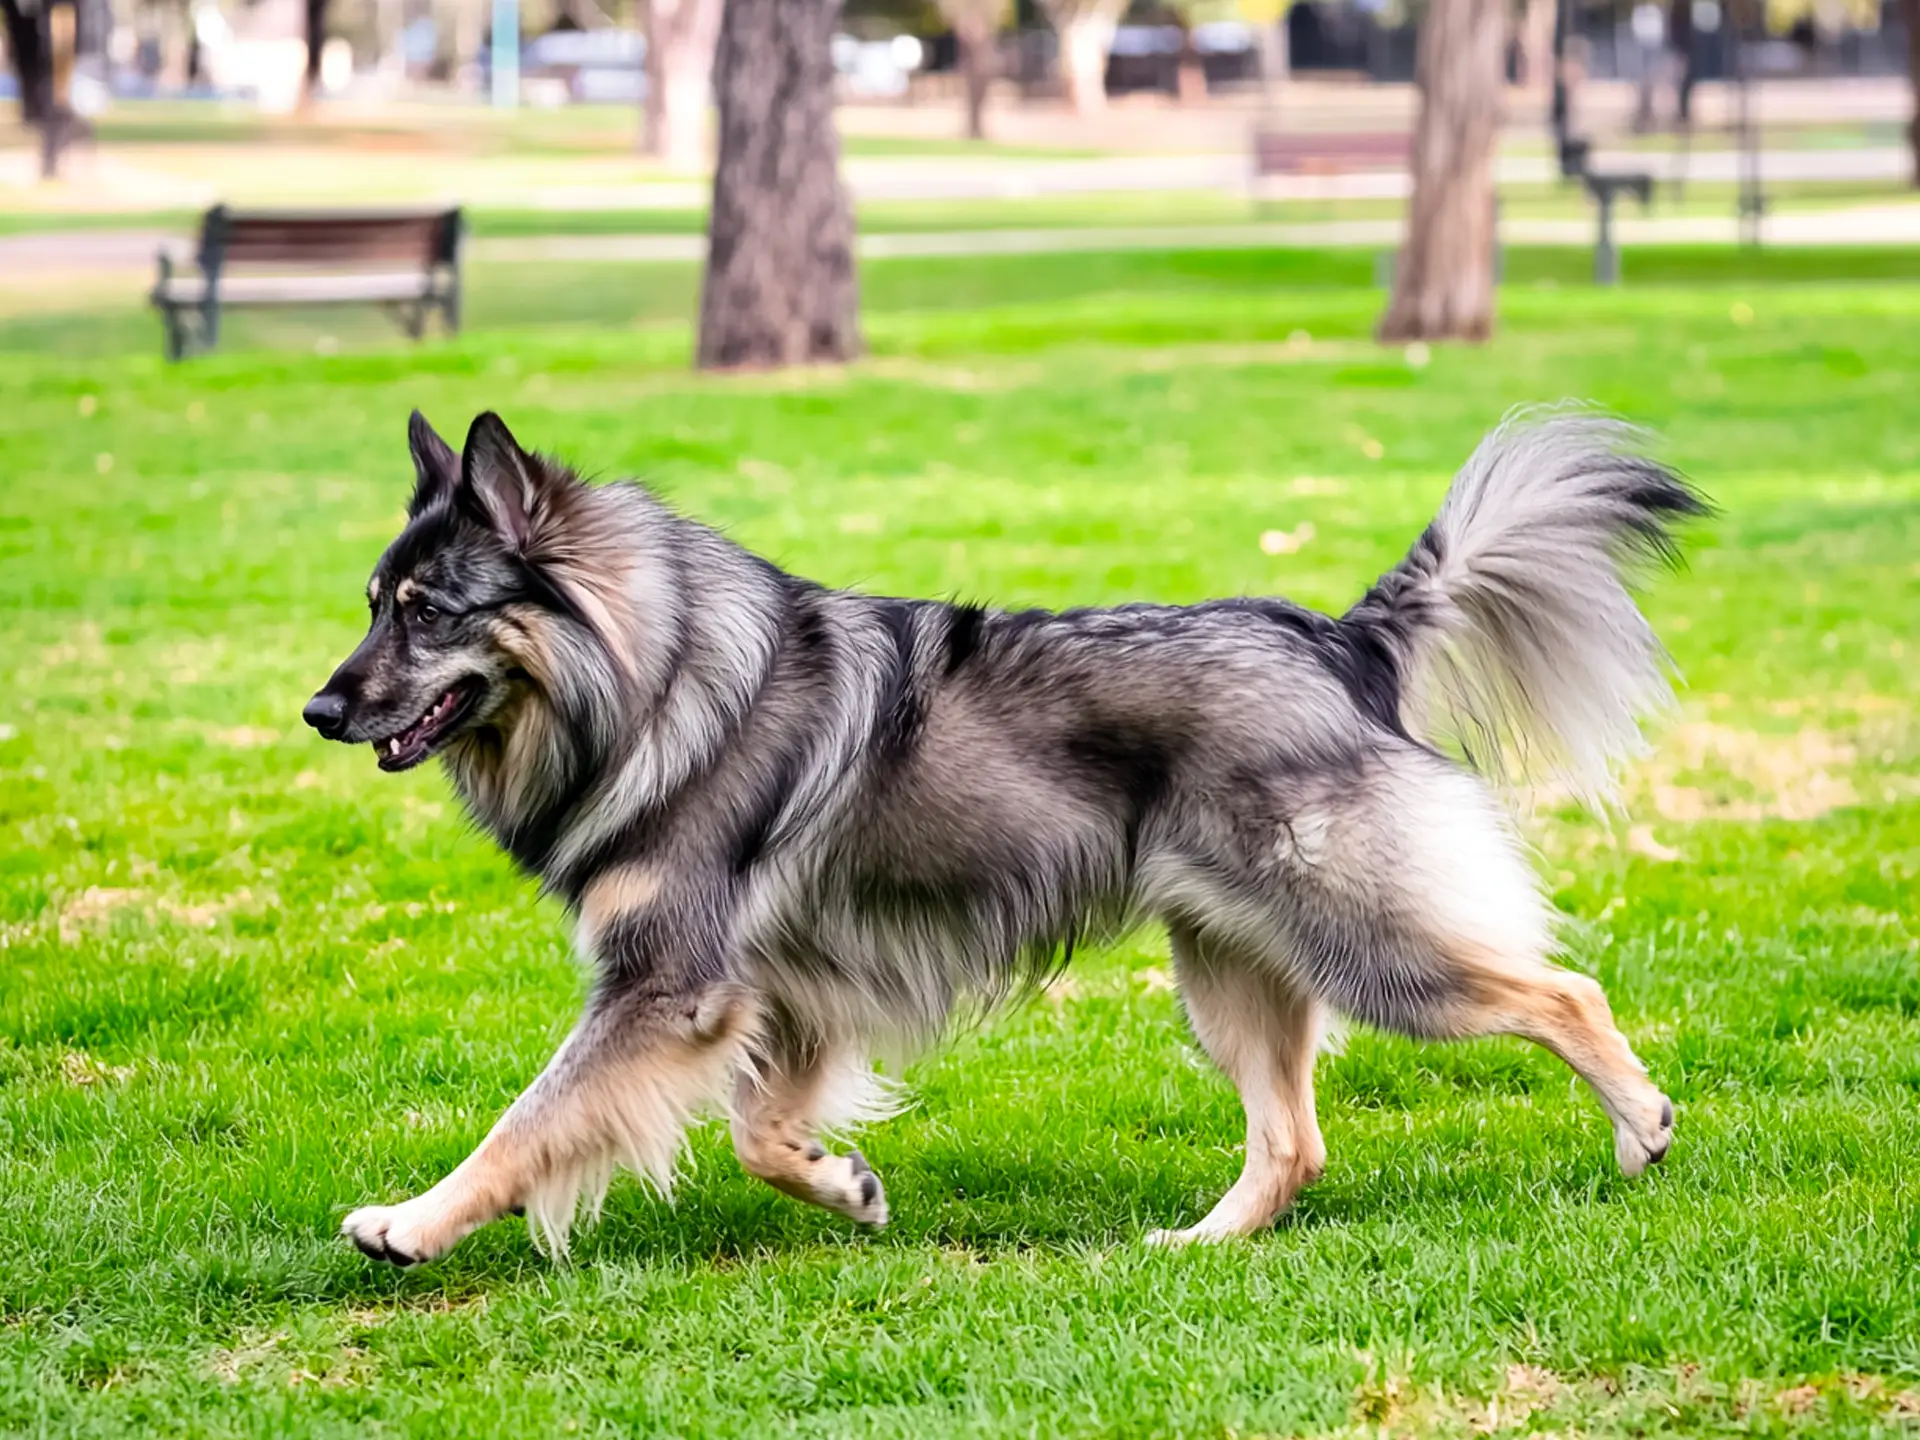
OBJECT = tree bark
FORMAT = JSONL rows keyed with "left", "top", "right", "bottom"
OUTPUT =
{"left": 1905, "top": 0, "right": 1920, "bottom": 186}
{"left": 956, "top": 17, "right": 994, "bottom": 140}
{"left": 938, "top": 0, "right": 1005, "bottom": 139}
{"left": 2, "top": 0, "right": 49, "bottom": 125}
{"left": 302, "top": 0, "right": 328, "bottom": 105}
{"left": 1377, "top": 0, "right": 1506, "bottom": 342}
{"left": 1259, "top": 13, "right": 1290, "bottom": 90}
{"left": 1054, "top": 7, "right": 1116, "bottom": 115}
{"left": 641, "top": 0, "right": 721, "bottom": 170}
{"left": 1519, "top": 0, "right": 1554, "bottom": 89}
{"left": 696, "top": 0, "right": 860, "bottom": 370}
{"left": 39, "top": 0, "right": 73, "bottom": 179}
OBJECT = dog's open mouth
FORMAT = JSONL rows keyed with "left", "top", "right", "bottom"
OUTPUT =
{"left": 372, "top": 679, "right": 483, "bottom": 772}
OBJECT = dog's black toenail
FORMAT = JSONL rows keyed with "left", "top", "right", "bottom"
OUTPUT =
{"left": 1660, "top": 1099, "right": 1674, "bottom": 1129}
{"left": 859, "top": 1173, "right": 879, "bottom": 1207}
{"left": 1647, "top": 1137, "right": 1670, "bottom": 1167}
{"left": 847, "top": 1150, "right": 871, "bottom": 1175}
{"left": 804, "top": 1142, "right": 825, "bottom": 1162}
{"left": 351, "top": 1232, "right": 419, "bottom": 1266}
{"left": 509, "top": 1205, "right": 525, "bottom": 1217}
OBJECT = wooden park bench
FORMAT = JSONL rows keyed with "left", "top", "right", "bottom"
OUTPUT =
{"left": 1250, "top": 128, "right": 1413, "bottom": 200}
{"left": 151, "top": 205, "right": 464, "bottom": 361}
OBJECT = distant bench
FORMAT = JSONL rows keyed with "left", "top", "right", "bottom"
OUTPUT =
{"left": 1251, "top": 128, "right": 1413, "bottom": 199}
{"left": 151, "top": 205, "right": 464, "bottom": 361}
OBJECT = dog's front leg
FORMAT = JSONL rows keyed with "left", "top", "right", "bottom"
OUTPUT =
{"left": 343, "top": 971, "right": 757, "bottom": 1266}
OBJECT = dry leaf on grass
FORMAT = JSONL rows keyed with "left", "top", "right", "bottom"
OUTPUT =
{"left": 1259, "top": 523, "right": 1315, "bottom": 556}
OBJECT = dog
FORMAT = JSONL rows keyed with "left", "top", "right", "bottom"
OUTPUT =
{"left": 304, "top": 407, "right": 1704, "bottom": 1264}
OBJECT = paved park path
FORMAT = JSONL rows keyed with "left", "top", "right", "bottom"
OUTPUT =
{"left": 7, "top": 195, "right": 1919, "bottom": 282}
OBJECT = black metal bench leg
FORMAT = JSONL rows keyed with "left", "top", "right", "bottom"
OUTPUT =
{"left": 1594, "top": 193, "right": 1619, "bottom": 286}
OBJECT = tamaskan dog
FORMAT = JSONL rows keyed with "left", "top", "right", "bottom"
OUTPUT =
{"left": 305, "top": 408, "right": 1703, "bottom": 1264}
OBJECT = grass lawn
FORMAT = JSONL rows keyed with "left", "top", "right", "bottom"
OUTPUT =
{"left": 2, "top": 251, "right": 1918, "bottom": 1437}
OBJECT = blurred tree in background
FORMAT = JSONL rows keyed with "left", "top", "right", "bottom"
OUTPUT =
{"left": 1036, "top": 0, "right": 1126, "bottom": 112}
{"left": 936, "top": 0, "right": 1009, "bottom": 137}
{"left": 639, "top": 0, "right": 722, "bottom": 168}
{"left": 698, "top": 0, "right": 860, "bottom": 368}
{"left": 1378, "top": 0, "right": 1504, "bottom": 339}
{"left": 1907, "top": 0, "right": 1919, "bottom": 183}
{"left": 1, "top": 0, "right": 50, "bottom": 123}
{"left": 1237, "top": 0, "right": 1291, "bottom": 85}
{"left": 301, "top": 0, "right": 328, "bottom": 106}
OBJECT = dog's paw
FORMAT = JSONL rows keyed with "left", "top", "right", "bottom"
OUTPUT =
{"left": 1613, "top": 1093, "right": 1675, "bottom": 1178}
{"left": 827, "top": 1150, "right": 890, "bottom": 1228}
{"left": 342, "top": 1200, "right": 448, "bottom": 1266}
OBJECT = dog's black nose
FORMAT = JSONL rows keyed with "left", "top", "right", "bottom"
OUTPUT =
{"left": 303, "top": 691, "right": 349, "bottom": 739}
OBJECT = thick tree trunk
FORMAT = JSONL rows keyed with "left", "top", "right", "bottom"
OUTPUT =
{"left": 1377, "top": 0, "right": 1505, "bottom": 342}
{"left": 696, "top": 0, "right": 859, "bottom": 369}
{"left": 957, "top": 18, "right": 994, "bottom": 141}
{"left": 641, "top": 0, "right": 721, "bottom": 170}
{"left": 1905, "top": 0, "right": 1920, "bottom": 185}
{"left": 1056, "top": 10, "right": 1114, "bottom": 115}
{"left": 2, "top": 0, "right": 49, "bottom": 125}
{"left": 1520, "top": 0, "right": 1554, "bottom": 89}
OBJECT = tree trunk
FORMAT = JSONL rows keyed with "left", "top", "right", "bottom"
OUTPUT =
{"left": 1057, "top": 10, "right": 1114, "bottom": 115}
{"left": 697, "top": 0, "right": 859, "bottom": 370}
{"left": 956, "top": 16, "right": 993, "bottom": 140}
{"left": 39, "top": 0, "right": 74, "bottom": 179}
{"left": 302, "top": 0, "right": 328, "bottom": 105}
{"left": 1520, "top": 0, "right": 1553, "bottom": 90}
{"left": 641, "top": 0, "right": 721, "bottom": 170}
{"left": 2, "top": 0, "right": 49, "bottom": 124}
{"left": 1259, "top": 14, "right": 1289, "bottom": 90}
{"left": 1377, "top": 0, "right": 1505, "bottom": 342}
{"left": 1905, "top": 0, "right": 1920, "bottom": 185}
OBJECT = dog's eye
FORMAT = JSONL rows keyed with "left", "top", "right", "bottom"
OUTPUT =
{"left": 418, "top": 604, "right": 442, "bottom": 625}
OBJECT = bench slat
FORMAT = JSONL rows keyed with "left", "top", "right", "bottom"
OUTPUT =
{"left": 156, "top": 273, "right": 450, "bottom": 305}
{"left": 1252, "top": 131, "right": 1412, "bottom": 176}
{"left": 217, "top": 217, "right": 450, "bottom": 267}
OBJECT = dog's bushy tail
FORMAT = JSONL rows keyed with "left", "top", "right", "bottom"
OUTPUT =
{"left": 1345, "top": 409, "right": 1709, "bottom": 802}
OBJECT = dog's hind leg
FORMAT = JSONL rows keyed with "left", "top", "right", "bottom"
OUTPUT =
{"left": 731, "top": 1040, "right": 891, "bottom": 1227}
{"left": 342, "top": 981, "right": 756, "bottom": 1265}
{"left": 1148, "top": 924, "right": 1327, "bottom": 1247}
{"left": 1286, "top": 754, "right": 1675, "bottom": 1178}
{"left": 1430, "top": 948, "right": 1674, "bottom": 1175}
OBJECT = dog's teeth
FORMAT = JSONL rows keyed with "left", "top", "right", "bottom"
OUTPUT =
{"left": 389, "top": 738, "right": 401, "bottom": 757}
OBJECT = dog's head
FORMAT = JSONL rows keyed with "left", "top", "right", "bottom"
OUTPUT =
{"left": 303, "top": 411, "right": 623, "bottom": 774}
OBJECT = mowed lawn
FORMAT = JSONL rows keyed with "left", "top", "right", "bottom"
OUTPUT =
{"left": 2, "top": 254, "right": 1918, "bottom": 1438}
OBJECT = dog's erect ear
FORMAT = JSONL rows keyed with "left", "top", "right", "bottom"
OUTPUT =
{"left": 407, "top": 410, "right": 459, "bottom": 517}
{"left": 459, "top": 411, "right": 554, "bottom": 553}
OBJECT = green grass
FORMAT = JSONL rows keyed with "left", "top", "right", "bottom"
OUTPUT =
{"left": 10, "top": 243, "right": 1920, "bottom": 364}
{"left": 3, "top": 251, "right": 1919, "bottom": 1437}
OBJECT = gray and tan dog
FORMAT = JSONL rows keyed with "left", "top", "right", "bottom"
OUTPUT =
{"left": 304, "top": 408, "right": 1704, "bottom": 1264}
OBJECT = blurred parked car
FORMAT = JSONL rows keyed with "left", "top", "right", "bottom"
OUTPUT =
{"left": 478, "top": 27, "right": 647, "bottom": 105}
